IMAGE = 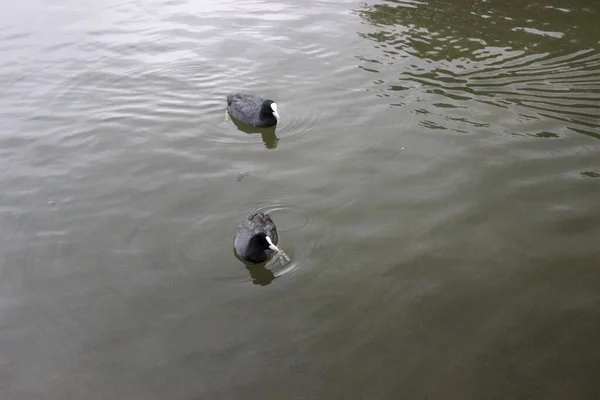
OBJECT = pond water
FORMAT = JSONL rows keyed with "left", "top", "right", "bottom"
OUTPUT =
{"left": 1, "top": 0, "right": 599, "bottom": 398}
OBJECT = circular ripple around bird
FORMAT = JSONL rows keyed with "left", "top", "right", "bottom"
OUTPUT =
{"left": 244, "top": 201, "right": 311, "bottom": 233}
{"left": 206, "top": 90, "right": 348, "bottom": 149}
{"left": 237, "top": 200, "right": 333, "bottom": 281}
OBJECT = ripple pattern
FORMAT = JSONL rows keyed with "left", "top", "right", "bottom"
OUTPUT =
{"left": 356, "top": 0, "right": 600, "bottom": 139}
{"left": 1, "top": 0, "right": 600, "bottom": 399}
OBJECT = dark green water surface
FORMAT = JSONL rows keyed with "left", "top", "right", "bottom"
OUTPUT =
{"left": 1, "top": 0, "right": 599, "bottom": 398}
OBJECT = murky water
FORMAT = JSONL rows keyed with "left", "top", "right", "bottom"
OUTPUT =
{"left": 1, "top": 0, "right": 599, "bottom": 398}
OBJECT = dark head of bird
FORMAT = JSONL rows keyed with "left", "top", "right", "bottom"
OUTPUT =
{"left": 242, "top": 232, "right": 273, "bottom": 264}
{"left": 260, "top": 100, "right": 280, "bottom": 125}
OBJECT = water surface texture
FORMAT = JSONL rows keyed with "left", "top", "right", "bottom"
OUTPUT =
{"left": 1, "top": 0, "right": 599, "bottom": 398}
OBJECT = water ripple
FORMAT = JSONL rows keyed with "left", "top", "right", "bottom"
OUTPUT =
{"left": 356, "top": 0, "right": 600, "bottom": 139}
{"left": 237, "top": 200, "right": 327, "bottom": 281}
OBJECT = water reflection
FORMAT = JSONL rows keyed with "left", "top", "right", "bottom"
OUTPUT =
{"left": 581, "top": 171, "right": 600, "bottom": 178}
{"left": 357, "top": 0, "right": 599, "bottom": 54}
{"left": 232, "top": 236, "right": 281, "bottom": 286}
{"left": 233, "top": 251, "right": 278, "bottom": 286}
{"left": 356, "top": 0, "right": 600, "bottom": 139}
{"left": 244, "top": 263, "right": 277, "bottom": 286}
{"left": 229, "top": 116, "right": 279, "bottom": 149}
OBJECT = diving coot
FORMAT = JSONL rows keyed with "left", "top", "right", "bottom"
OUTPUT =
{"left": 234, "top": 212, "right": 288, "bottom": 263}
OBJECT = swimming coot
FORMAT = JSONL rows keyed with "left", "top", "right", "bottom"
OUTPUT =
{"left": 227, "top": 93, "right": 280, "bottom": 127}
{"left": 234, "top": 212, "right": 287, "bottom": 263}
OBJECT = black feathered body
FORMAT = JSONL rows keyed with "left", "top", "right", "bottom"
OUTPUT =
{"left": 234, "top": 212, "right": 279, "bottom": 263}
{"left": 227, "top": 93, "right": 278, "bottom": 127}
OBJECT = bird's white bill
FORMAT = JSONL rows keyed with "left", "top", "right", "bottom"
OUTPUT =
{"left": 265, "top": 236, "right": 280, "bottom": 252}
{"left": 271, "top": 103, "right": 280, "bottom": 122}
{"left": 266, "top": 235, "right": 290, "bottom": 262}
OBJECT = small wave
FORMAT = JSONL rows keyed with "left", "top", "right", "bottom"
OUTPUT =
{"left": 239, "top": 201, "right": 323, "bottom": 280}
{"left": 356, "top": 1, "right": 600, "bottom": 138}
